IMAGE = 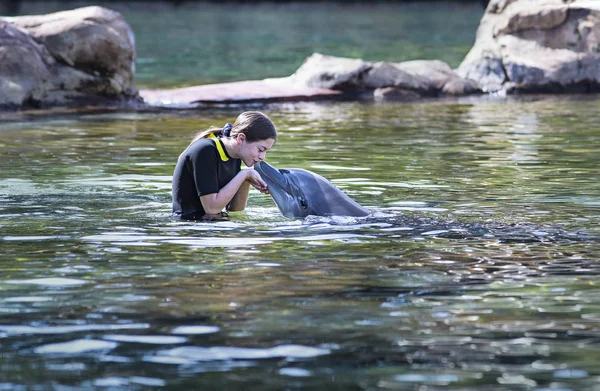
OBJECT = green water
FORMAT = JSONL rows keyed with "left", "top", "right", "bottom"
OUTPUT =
{"left": 15, "top": 1, "right": 484, "bottom": 89}
{"left": 2, "top": 98, "right": 600, "bottom": 389}
{"left": 3, "top": 2, "right": 600, "bottom": 390}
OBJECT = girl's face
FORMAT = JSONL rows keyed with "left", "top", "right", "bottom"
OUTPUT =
{"left": 236, "top": 135, "right": 275, "bottom": 167}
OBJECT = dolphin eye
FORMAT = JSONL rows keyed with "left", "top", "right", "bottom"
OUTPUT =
{"left": 300, "top": 199, "right": 308, "bottom": 209}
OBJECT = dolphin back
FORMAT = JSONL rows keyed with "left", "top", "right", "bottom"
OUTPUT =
{"left": 288, "top": 169, "right": 369, "bottom": 217}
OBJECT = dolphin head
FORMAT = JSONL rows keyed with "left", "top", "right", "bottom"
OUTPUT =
{"left": 254, "top": 161, "right": 369, "bottom": 218}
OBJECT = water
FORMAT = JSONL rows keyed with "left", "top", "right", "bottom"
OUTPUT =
{"left": 13, "top": 1, "right": 484, "bottom": 88}
{"left": 2, "top": 97, "right": 600, "bottom": 389}
{"left": 3, "top": 2, "right": 600, "bottom": 390}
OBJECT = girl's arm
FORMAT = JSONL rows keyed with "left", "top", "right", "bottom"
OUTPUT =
{"left": 200, "top": 170, "right": 267, "bottom": 214}
{"left": 228, "top": 180, "right": 251, "bottom": 212}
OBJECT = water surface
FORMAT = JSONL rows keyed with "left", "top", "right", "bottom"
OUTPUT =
{"left": 3, "top": 1, "right": 600, "bottom": 389}
{"left": 1, "top": 96, "right": 600, "bottom": 389}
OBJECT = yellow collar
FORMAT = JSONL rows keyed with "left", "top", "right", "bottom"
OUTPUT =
{"left": 208, "top": 133, "right": 229, "bottom": 162}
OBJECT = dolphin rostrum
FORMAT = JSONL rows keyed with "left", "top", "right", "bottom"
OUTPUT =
{"left": 254, "top": 161, "right": 369, "bottom": 218}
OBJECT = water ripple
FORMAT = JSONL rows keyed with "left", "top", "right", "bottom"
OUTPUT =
{"left": 103, "top": 334, "right": 187, "bottom": 344}
{"left": 155, "top": 344, "right": 331, "bottom": 362}
{"left": 0, "top": 323, "right": 149, "bottom": 335}
{"left": 5, "top": 278, "right": 90, "bottom": 286}
{"left": 35, "top": 339, "right": 118, "bottom": 354}
{"left": 171, "top": 326, "right": 221, "bottom": 335}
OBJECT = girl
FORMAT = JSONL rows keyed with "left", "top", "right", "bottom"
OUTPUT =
{"left": 172, "top": 111, "right": 277, "bottom": 220}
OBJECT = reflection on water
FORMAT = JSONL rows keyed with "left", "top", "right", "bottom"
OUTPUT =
{"left": 1, "top": 96, "right": 600, "bottom": 389}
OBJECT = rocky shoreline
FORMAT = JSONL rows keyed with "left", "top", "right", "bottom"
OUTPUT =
{"left": 1, "top": 0, "right": 599, "bottom": 111}
{"left": 0, "top": 6, "right": 139, "bottom": 110}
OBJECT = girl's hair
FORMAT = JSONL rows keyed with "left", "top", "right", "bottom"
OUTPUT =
{"left": 190, "top": 111, "right": 277, "bottom": 145}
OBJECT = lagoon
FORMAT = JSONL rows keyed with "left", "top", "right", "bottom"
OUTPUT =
{"left": 2, "top": 2, "right": 600, "bottom": 390}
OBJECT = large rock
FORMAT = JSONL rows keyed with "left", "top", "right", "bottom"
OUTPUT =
{"left": 289, "top": 53, "right": 480, "bottom": 100}
{"left": 0, "top": 6, "right": 138, "bottom": 109}
{"left": 457, "top": 0, "right": 600, "bottom": 93}
{"left": 0, "top": 22, "right": 53, "bottom": 106}
{"left": 289, "top": 54, "right": 371, "bottom": 90}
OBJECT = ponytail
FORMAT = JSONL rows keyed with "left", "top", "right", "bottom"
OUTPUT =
{"left": 188, "top": 111, "right": 277, "bottom": 147}
{"left": 189, "top": 126, "right": 223, "bottom": 145}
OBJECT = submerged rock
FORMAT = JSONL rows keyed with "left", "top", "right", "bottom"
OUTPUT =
{"left": 288, "top": 53, "right": 481, "bottom": 101}
{"left": 457, "top": 0, "right": 600, "bottom": 93}
{"left": 0, "top": 6, "right": 139, "bottom": 109}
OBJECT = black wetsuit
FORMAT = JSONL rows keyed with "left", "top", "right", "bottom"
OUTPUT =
{"left": 172, "top": 135, "right": 241, "bottom": 220}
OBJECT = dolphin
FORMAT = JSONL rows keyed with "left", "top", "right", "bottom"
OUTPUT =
{"left": 254, "top": 161, "right": 369, "bottom": 218}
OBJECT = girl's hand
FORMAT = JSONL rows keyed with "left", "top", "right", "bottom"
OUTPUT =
{"left": 245, "top": 169, "right": 269, "bottom": 194}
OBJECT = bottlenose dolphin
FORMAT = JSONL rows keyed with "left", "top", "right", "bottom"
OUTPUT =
{"left": 254, "top": 161, "right": 369, "bottom": 218}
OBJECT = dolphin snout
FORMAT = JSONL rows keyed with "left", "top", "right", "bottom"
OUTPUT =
{"left": 254, "top": 161, "right": 277, "bottom": 180}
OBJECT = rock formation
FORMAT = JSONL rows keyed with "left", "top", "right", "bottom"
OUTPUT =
{"left": 0, "top": 6, "right": 138, "bottom": 109}
{"left": 4, "top": 1, "right": 600, "bottom": 110}
{"left": 288, "top": 53, "right": 480, "bottom": 101}
{"left": 457, "top": 0, "right": 600, "bottom": 93}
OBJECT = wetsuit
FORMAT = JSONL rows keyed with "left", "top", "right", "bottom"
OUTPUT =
{"left": 172, "top": 134, "right": 241, "bottom": 220}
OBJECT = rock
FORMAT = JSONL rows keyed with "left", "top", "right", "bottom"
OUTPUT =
{"left": 289, "top": 53, "right": 480, "bottom": 100}
{"left": 0, "top": 6, "right": 138, "bottom": 109}
{"left": 395, "top": 60, "right": 481, "bottom": 95}
{"left": 363, "top": 62, "right": 433, "bottom": 92}
{"left": 0, "top": 22, "right": 54, "bottom": 107}
{"left": 373, "top": 87, "right": 423, "bottom": 102}
{"left": 457, "top": 0, "right": 600, "bottom": 93}
{"left": 289, "top": 53, "right": 371, "bottom": 90}
{"left": 140, "top": 78, "right": 341, "bottom": 108}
